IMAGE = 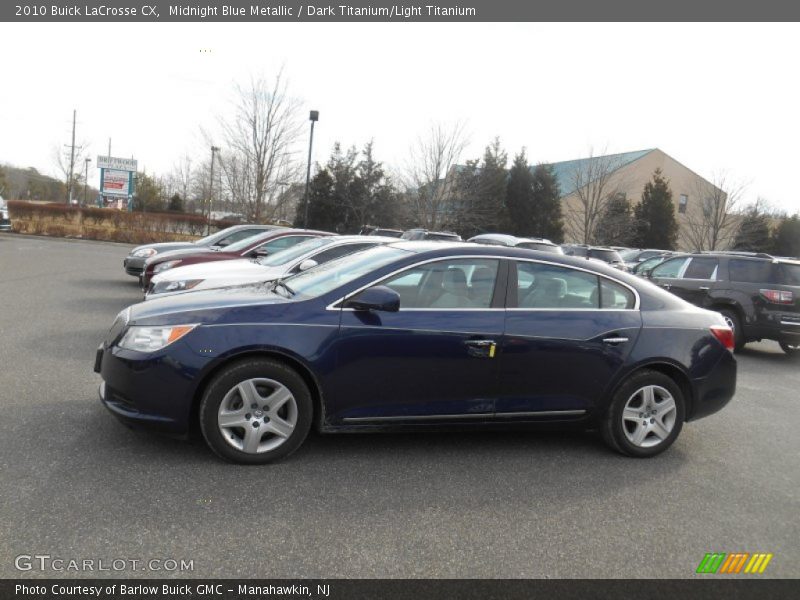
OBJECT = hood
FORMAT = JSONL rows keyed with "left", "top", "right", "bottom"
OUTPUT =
{"left": 152, "top": 258, "right": 278, "bottom": 283}
{"left": 130, "top": 241, "right": 199, "bottom": 255}
{"left": 146, "top": 246, "right": 224, "bottom": 264}
{"left": 129, "top": 284, "right": 291, "bottom": 323}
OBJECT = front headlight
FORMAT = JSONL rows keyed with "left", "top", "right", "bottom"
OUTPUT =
{"left": 152, "top": 279, "right": 204, "bottom": 294}
{"left": 154, "top": 260, "right": 181, "bottom": 273}
{"left": 132, "top": 248, "right": 157, "bottom": 258}
{"left": 118, "top": 324, "right": 198, "bottom": 352}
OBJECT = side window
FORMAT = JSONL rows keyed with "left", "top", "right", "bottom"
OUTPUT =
{"left": 222, "top": 229, "right": 261, "bottom": 245}
{"left": 729, "top": 259, "right": 775, "bottom": 283}
{"left": 516, "top": 262, "right": 599, "bottom": 309}
{"left": 599, "top": 279, "right": 635, "bottom": 309}
{"left": 651, "top": 257, "right": 689, "bottom": 279}
{"left": 380, "top": 259, "right": 499, "bottom": 309}
{"left": 682, "top": 257, "right": 719, "bottom": 280}
{"left": 261, "top": 235, "right": 312, "bottom": 252}
{"left": 308, "top": 243, "right": 372, "bottom": 266}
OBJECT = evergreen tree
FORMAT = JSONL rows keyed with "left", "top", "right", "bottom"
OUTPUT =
{"left": 733, "top": 206, "right": 772, "bottom": 252}
{"left": 530, "top": 163, "right": 564, "bottom": 243}
{"left": 771, "top": 215, "right": 800, "bottom": 257}
{"left": 454, "top": 138, "right": 508, "bottom": 238}
{"left": 167, "top": 193, "right": 184, "bottom": 212}
{"left": 633, "top": 169, "right": 678, "bottom": 249}
{"left": 596, "top": 193, "right": 634, "bottom": 246}
{"left": 505, "top": 150, "right": 535, "bottom": 237}
{"left": 131, "top": 171, "right": 165, "bottom": 212}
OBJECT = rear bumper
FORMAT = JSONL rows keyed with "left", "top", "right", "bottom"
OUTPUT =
{"left": 687, "top": 350, "right": 737, "bottom": 422}
{"left": 746, "top": 310, "right": 800, "bottom": 343}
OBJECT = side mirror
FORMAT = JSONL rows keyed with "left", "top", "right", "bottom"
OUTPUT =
{"left": 297, "top": 259, "right": 318, "bottom": 272}
{"left": 344, "top": 286, "right": 400, "bottom": 312}
{"left": 216, "top": 239, "right": 231, "bottom": 247}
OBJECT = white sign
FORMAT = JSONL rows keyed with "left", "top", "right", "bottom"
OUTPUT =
{"left": 102, "top": 169, "right": 131, "bottom": 197}
{"left": 97, "top": 155, "right": 138, "bottom": 172}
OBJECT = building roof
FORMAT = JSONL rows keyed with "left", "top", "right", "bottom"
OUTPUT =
{"left": 541, "top": 149, "right": 655, "bottom": 198}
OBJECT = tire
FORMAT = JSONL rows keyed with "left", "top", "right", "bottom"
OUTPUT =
{"left": 718, "top": 308, "right": 745, "bottom": 351}
{"left": 779, "top": 341, "right": 800, "bottom": 357}
{"left": 601, "top": 369, "right": 686, "bottom": 458}
{"left": 199, "top": 358, "right": 313, "bottom": 464}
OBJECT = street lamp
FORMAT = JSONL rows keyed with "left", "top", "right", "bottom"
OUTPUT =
{"left": 303, "top": 110, "right": 319, "bottom": 229}
{"left": 83, "top": 158, "right": 91, "bottom": 206}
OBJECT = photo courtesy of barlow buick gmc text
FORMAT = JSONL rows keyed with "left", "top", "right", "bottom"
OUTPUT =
{"left": 1, "top": 2, "right": 799, "bottom": 599}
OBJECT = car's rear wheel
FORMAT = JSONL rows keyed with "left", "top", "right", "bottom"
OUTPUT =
{"left": 601, "top": 370, "right": 685, "bottom": 457}
{"left": 718, "top": 308, "right": 745, "bottom": 351}
{"left": 199, "top": 358, "right": 313, "bottom": 464}
{"left": 779, "top": 341, "right": 800, "bottom": 357}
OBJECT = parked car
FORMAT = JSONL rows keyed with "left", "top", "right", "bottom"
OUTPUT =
{"left": 647, "top": 251, "right": 800, "bottom": 354}
{"left": 123, "top": 224, "right": 280, "bottom": 282}
{"left": 0, "top": 197, "right": 10, "bottom": 231}
{"left": 619, "top": 248, "right": 672, "bottom": 271}
{"left": 468, "top": 233, "right": 563, "bottom": 254}
{"left": 146, "top": 235, "right": 396, "bottom": 299}
{"left": 359, "top": 226, "right": 403, "bottom": 237}
{"left": 401, "top": 228, "right": 463, "bottom": 242}
{"left": 96, "top": 241, "right": 736, "bottom": 464}
{"left": 562, "top": 244, "right": 627, "bottom": 271}
{"left": 140, "top": 229, "right": 332, "bottom": 290}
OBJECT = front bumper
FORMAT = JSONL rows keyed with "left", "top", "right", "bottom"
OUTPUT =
{"left": 123, "top": 257, "right": 145, "bottom": 277}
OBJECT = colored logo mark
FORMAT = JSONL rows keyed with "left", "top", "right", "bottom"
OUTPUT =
{"left": 696, "top": 552, "right": 773, "bottom": 574}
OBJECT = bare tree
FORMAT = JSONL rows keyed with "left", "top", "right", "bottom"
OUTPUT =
{"left": 52, "top": 142, "right": 89, "bottom": 204}
{"left": 166, "top": 154, "right": 195, "bottom": 202}
{"left": 404, "top": 121, "right": 469, "bottom": 229}
{"left": 563, "top": 147, "right": 627, "bottom": 244}
{"left": 681, "top": 172, "right": 746, "bottom": 251}
{"left": 217, "top": 70, "right": 303, "bottom": 222}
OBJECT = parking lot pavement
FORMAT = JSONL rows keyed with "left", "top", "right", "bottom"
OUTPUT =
{"left": 0, "top": 233, "right": 798, "bottom": 579}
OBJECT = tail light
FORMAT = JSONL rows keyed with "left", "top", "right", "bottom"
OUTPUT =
{"left": 760, "top": 289, "right": 794, "bottom": 304}
{"left": 710, "top": 326, "right": 735, "bottom": 352}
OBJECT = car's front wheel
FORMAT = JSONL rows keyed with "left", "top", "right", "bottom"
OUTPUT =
{"left": 199, "top": 358, "right": 313, "bottom": 464}
{"left": 779, "top": 341, "right": 800, "bottom": 357}
{"left": 601, "top": 370, "right": 685, "bottom": 457}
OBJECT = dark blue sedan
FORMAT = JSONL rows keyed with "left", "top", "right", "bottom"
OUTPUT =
{"left": 95, "top": 242, "right": 737, "bottom": 463}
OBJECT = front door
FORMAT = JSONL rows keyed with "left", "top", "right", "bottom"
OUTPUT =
{"left": 328, "top": 257, "right": 506, "bottom": 423}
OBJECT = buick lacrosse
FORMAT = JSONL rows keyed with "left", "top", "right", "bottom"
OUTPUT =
{"left": 96, "top": 242, "right": 736, "bottom": 464}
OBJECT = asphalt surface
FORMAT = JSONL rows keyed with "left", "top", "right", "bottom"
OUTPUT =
{"left": 0, "top": 233, "right": 798, "bottom": 579}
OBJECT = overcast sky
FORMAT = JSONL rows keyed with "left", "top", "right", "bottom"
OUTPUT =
{"left": 1, "top": 22, "right": 799, "bottom": 213}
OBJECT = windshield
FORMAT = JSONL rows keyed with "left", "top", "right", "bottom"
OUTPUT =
{"left": 257, "top": 236, "right": 333, "bottom": 266}
{"left": 619, "top": 249, "right": 641, "bottom": 261}
{"left": 222, "top": 232, "right": 273, "bottom": 253}
{"left": 279, "top": 246, "right": 411, "bottom": 298}
{"left": 195, "top": 228, "right": 234, "bottom": 246}
{"left": 588, "top": 249, "right": 623, "bottom": 262}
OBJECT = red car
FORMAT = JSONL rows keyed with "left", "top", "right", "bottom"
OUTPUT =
{"left": 141, "top": 228, "right": 333, "bottom": 289}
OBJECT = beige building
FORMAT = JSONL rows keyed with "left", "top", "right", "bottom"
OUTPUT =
{"left": 551, "top": 148, "right": 729, "bottom": 250}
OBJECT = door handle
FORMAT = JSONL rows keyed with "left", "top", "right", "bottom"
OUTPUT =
{"left": 699, "top": 286, "right": 710, "bottom": 291}
{"left": 602, "top": 337, "right": 629, "bottom": 345}
{"left": 464, "top": 339, "right": 497, "bottom": 358}
{"left": 661, "top": 283, "right": 671, "bottom": 290}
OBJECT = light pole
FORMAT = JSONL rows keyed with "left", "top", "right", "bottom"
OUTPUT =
{"left": 303, "top": 110, "right": 319, "bottom": 229}
{"left": 83, "top": 158, "right": 91, "bottom": 206}
{"left": 208, "top": 145, "right": 220, "bottom": 234}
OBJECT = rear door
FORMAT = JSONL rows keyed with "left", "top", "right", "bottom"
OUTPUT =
{"left": 496, "top": 260, "right": 641, "bottom": 416}
{"left": 664, "top": 256, "right": 720, "bottom": 307}
{"left": 649, "top": 256, "right": 691, "bottom": 296}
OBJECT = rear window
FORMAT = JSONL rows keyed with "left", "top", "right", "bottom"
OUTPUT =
{"left": 778, "top": 263, "right": 800, "bottom": 285}
{"left": 728, "top": 259, "right": 776, "bottom": 284}
{"left": 588, "top": 249, "right": 623, "bottom": 262}
{"left": 683, "top": 257, "right": 718, "bottom": 280}
{"left": 518, "top": 242, "right": 563, "bottom": 254}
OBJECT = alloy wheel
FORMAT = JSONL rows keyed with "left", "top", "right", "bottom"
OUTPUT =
{"left": 621, "top": 385, "right": 678, "bottom": 448}
{"left": 217, "top": 378, "right": 298, "bottom": 454}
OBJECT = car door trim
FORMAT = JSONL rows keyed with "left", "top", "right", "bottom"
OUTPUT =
{"left": 342, "top": 409, "right": 586, "bottom": 423}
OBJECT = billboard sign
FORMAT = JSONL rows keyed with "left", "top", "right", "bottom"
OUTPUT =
{"left": 97, "top": 155, "right": 138, "bottom": 172}
{"left": 101, "top": 169, "right": 133, "bottom": 197}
